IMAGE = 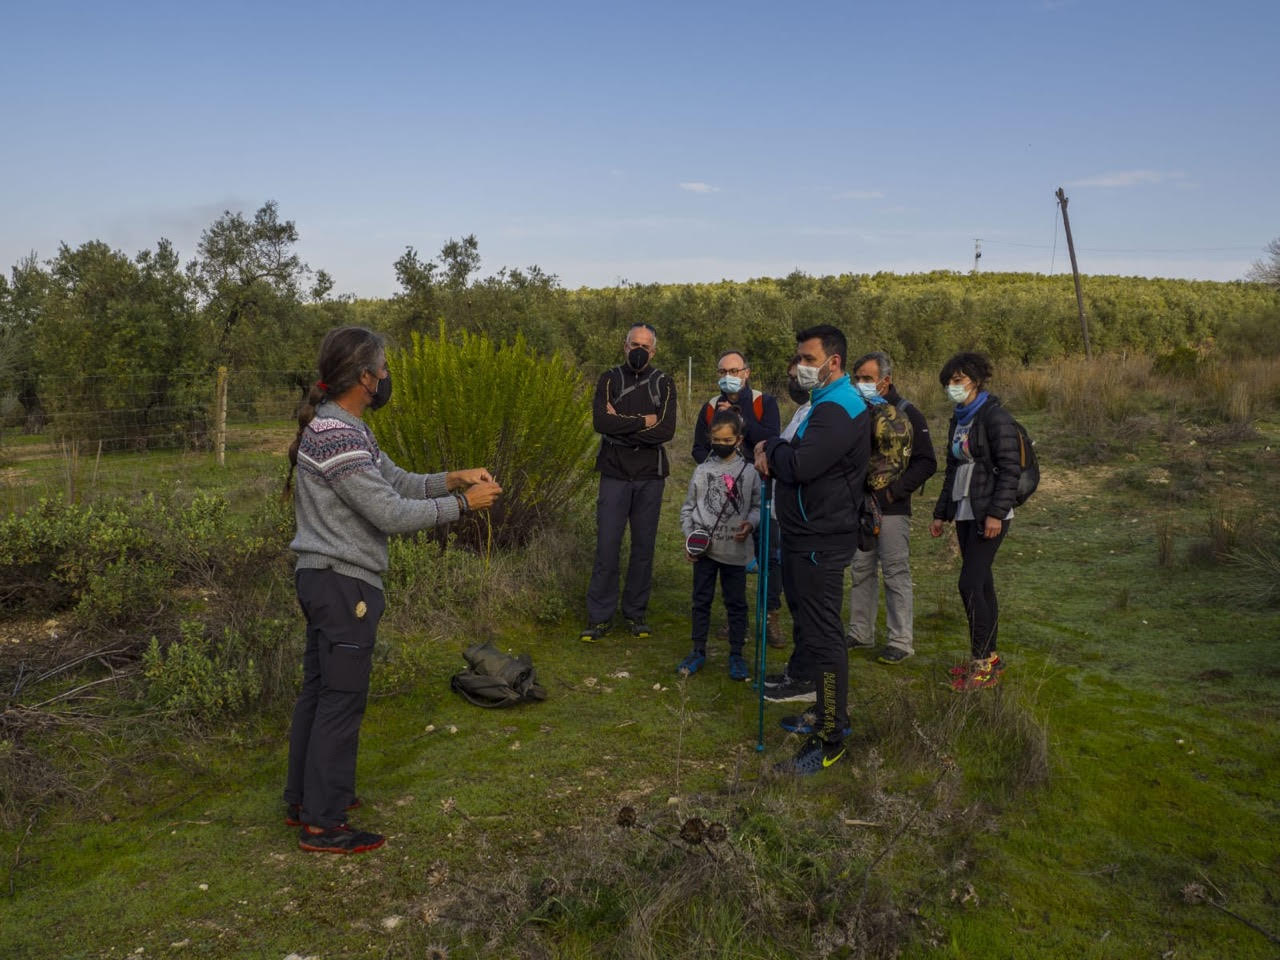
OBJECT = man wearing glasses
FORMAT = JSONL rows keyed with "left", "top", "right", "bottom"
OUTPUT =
{"left": 691, "top": 351, "right": 782, "bottom": 644}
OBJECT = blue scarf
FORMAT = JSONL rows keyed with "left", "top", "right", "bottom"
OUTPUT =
{"left": 955, "top": 390, "right": 989, "bottom": 425}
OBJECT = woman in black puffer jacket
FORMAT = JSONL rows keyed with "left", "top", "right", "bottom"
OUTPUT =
{"left": 929, "top": 352, "right": 1022, "bottom": 690}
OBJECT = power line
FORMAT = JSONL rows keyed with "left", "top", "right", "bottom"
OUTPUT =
{"left": 976, "top": 238, "right": 1263, "bottom": 254}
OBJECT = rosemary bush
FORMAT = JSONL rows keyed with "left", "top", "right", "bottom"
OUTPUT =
{"left": 369, "top": 326, "right": 596, "bottom": 549}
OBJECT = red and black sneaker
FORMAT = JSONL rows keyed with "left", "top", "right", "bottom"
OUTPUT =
{"left": 948, "top": 654, "right": 1003, "bottom": 677}
{"left": 284, "top": 797, "right": 362, "bottom": 827}
{"left": 297, "top": 823, "right": 385, "bottom": 855}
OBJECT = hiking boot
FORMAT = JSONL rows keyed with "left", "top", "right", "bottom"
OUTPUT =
{"left": 728, "top": 654, "right": 749, "bottom": 682}
{"left": 626, "top": 618, "right": 652, "bottom": 639}
{"left": 773, "top": 735, "right": 846, "bottom": 775}
{"left": 579, "top": 621, "right": 611, "bottom": 643}
{"left": 950, "top": 656, "right": 1003, "bottom": 691}
{"left": 876, "top": 646, "right": 913, "bottom": 665}
{"left": 762, "top": 676, "right": 817, "bottom": 703}
{"left": 766, "top": 611, "right": 786, "bottom": 649}
{"left": 778, "top": 713, "right": 852, "bottom": 738}
{"left": 284, "top": 797, "right": 362, "bottom": 827}
{"left": 297, "top": 823, "right": 386, "bottom": 854}
{"left": 846, "top": 631, "right": 876, "bottom": 650}
{"left": 949, "top": 653, "right": 1003, "bottom": 676}
{"left": 677, "top": 651, "right": 706, "bottom": 676}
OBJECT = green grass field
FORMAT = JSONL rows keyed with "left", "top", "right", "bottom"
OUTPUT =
{"left": 1, "top": 400, "right": 1278, "bottom": 959}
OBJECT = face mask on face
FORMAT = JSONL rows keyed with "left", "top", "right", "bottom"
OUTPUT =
{"left": 787, "top": 377, "right": 810, "bottom": 405}
{"left": 367, "top": 371, "right": 392, "bottom": 410}
{"left": 626, "top": 347, "right": 650, "bottom": 371}
{"left": 710, "top": 442, "right": 738, "bottom": 459}
{"left": 718, "top": 375, "right": 743, "bottom": 395}
{"left": 946, "top": 383, "right": 971, "bottom": 405}
{"left": 795, "top": 358, "right": 830, "bottom": 391}
{"left": 855, "top": 381, "right": 880, "bottom": 400}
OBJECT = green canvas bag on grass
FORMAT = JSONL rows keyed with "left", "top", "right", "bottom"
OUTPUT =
{"left": 449, "top": 641, "right": 547, "bottom": 708}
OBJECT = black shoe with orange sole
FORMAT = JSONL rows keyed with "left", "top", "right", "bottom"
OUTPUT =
{"left": 297, "top": 823, "right": 385, "bottom": 854}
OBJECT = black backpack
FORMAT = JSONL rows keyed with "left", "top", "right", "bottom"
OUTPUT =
{"left": 449, "top": 642, "right": 547, "bottom": 708}
{"left": 977, "top": 412, "right": 1039, "bottom": 507}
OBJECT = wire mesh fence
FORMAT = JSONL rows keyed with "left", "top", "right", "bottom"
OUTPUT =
{"left": 1, "top": 363, "right": 801, "bottom": 511}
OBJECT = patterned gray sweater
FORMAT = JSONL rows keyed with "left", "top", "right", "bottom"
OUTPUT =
{"left": 290, "top": 401, "right": 461, "bottom": 588}
{"left": 679, "top": 453, "right": 761, "bottom": 566}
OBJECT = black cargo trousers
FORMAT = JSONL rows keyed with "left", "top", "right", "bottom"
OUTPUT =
{"left": 284, "top": 568, "right": 386, "bottom": 829}
{"left": 586, "top": 475, "right": 665, "bottom": 625}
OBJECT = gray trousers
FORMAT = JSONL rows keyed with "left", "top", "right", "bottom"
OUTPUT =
{"left": 586, "top": 475, "right": 665, "bottom": 624}
{"left": 846, "top": 513, "right": 914, "bottom": 653}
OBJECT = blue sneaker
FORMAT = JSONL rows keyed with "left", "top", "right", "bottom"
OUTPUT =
{"left": 677, "top": 651, "right": 706, "bottom": 676}
{"left": 773, "top": 735, "right": 846, "bottom": 776}
{"left": 728, "top": 654, "right": 749, "bottom": 682}
{"left": 778, "top": 713, "right": 852, "bottom": 737}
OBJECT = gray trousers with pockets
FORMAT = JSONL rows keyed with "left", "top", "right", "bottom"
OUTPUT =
{"left": 845, "top": 514, "right": 914, "bottom": 653}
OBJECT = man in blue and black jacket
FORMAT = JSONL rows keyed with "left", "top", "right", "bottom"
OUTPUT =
{"left": 754, "top": 324, "right": 870, "bottom": 775}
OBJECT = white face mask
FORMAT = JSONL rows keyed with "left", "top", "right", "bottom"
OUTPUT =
{"left": 795, "top": 359, "right": 829, "bottom": 390}
{"left": 947, "top": 383, "right": 972, "bottom": 404}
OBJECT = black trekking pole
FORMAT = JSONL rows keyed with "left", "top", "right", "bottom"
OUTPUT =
{"left": 755, "top": 479, "right": 771, "bottom": 752}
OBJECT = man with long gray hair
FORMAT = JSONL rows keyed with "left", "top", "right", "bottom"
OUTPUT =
{"left": 846, "top": 351, "right": 936, "bottom": 663}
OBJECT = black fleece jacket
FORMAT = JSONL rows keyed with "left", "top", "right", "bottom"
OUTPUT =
{"left": 932, "top": 394, "right": 1022, "bottom": 523}
{"left": 592, "top": 364, "right": 678, "bottom": 480}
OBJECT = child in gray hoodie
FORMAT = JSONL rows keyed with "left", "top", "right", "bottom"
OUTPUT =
{"left": 678, "top": 409, "right": 761, "bottom": 680}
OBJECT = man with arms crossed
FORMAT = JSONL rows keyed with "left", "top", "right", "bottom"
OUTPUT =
{"left": 581, "top": 324, "right": 677, "bottom": 642}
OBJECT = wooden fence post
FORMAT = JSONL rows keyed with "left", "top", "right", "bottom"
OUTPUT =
{"left": 215, "top": 366, "right": 228, "bottom": 466}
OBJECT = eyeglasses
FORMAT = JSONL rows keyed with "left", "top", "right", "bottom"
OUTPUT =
{"left": 716, "top": 366, "right": 747, "bottom": 376}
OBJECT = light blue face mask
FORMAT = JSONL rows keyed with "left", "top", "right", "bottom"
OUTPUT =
{"left": 855, "top": 381, "right": 879, "bottom": 400}
{"left": 718, "top": 375, "right": 743, "bottom": 395}
{"left": 947, "top": 383, "right": 971, "bottom": 404}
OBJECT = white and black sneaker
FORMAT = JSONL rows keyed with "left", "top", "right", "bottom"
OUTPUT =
{"left": 762, "top": 676, "right": 817, "bottom": 703}
{"left": 762, "top": 670, "right": 793, "bottom": 689}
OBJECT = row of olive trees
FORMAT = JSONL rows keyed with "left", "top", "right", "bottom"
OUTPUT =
{"left": 5, "top": 206, "right": 1278, "bottom": 447}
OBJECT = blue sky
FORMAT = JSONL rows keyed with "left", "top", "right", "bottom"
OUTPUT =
{"left": 2, "top": 0, "right": 1276, "bottom": 295}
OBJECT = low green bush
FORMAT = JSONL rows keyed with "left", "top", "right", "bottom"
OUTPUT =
{"left": 0, "top": 491, "right": 292, "bottom": 625}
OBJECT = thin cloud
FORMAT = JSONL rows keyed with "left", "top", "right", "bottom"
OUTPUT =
{"left": 833, "top": 189, "right": 885, "bottom": 200}
{"left": 678, "top": 181, "right": 720, "bottom": 194}
{"left": 1066, "top": 169, "right": 1185, "bottom": 188}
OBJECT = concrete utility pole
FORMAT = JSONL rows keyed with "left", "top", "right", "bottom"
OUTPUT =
{"left": 973, "top": 239, "right": 982, "bottom": 273}
{"left": 1055, "top": 187, "right": 1092, "bottom": 360}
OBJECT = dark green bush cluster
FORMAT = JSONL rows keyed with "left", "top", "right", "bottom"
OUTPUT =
{"left": 0, "top": 491, "right": 292, "bottom": 625}
{"left": 369, "top": 326, "right": 596, "bottom": 550}
{"left": 143, "top": 616, "right": 294, "bottom": 721}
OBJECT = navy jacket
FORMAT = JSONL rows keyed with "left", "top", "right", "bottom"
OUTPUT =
{"left": 690, "top": 384, "right": 781, "bottom": 463}
{"left": 764, "top": 374, "right": 871, "bottom": 553}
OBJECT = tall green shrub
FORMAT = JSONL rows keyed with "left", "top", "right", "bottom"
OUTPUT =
{"left": 368, "top": 326, "right": 596, "bottom": 549}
